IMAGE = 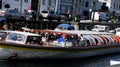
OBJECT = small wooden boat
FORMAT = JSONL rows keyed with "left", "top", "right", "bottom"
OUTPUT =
{"left": 0, "top": 30, "right": 120, "bottom": 59}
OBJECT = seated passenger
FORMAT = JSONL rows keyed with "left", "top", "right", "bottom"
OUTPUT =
{"left": 58, "top": 35, "right": 65, "bottom": 43}
{"left": 57, "top": 34, "right": 65, "bottom": 47}
{"left": 79, "top": 34, "right": 87, "bottom": 47}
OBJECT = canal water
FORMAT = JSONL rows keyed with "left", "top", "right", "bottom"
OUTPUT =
{"left": 0, "top": 53, "right": 120, "bottom": 67}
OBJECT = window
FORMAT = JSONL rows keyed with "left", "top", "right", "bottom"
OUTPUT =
{"left": 0, "top": 32, "right": 7, "bottom": 40}
{"left": 41, "top": 11, "right": 48, "bottom": 13}
{"left": 82, "top": 0, "right": 84, "bottom": 5}
{"left": 61, "top": 6, "right": 66, "bottom": 13}
{"left": 8, "top": 33, "right": 17, "bottom": 41}
{"left": 15, "top": 0, "right": 19, "bottom": 1}
{"left": 48, "top": 0, "right": 52, "bottom": 6}
{"left": 42, "top": 0, "right": 46, "bottom": 5}
{"left": 61, "top": 0, "right": 72, "bottom": 3}
{"left": 26, "top": 36, "right": 41, "bottom": 44}
{"left": 24, "top": 0, "right": 28, "bottom": 3}
{"left": 79, "top": 0, "right": 81, "bottom": 3}
{"left": 77, "top": 0, "right": 81, "bottom": 4}
{"left": 113, "top": 3, "right": 115, "bottom": 9}
{"left": 116, "top": 4, "right": 118, "bottom": 10}
{"left": 50, "top": 11, "right": 54, "bottom": 14}
{"left": 8, "top": 33, "right": 25, "bottom": 42}
{"left": 0, "top": 0, "right": 2, "bottom": 9}
{"left": 14, "top": 8, "right": 18, "bottom": 11}
{"left": 119, "top": 5, "right": 120, "bottom": 10}
{"left": 85, "top": 1, "right": 89, "bottom": 7}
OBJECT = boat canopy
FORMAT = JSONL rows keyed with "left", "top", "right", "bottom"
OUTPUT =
{"left": 57, "top": 24, "right": 75, "bottom": 30}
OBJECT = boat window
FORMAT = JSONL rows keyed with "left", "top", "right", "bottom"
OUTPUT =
{"left": 0, "top": 32, "right": 7, "bottom": 40}
{"left": 92, "top": 35, "right": 104, "bottom": 45}
{"left": 102, "top": 35, "right": 110, "bottom": 45}
{"left": 26, "top": 36, "right": 41, "bottom": 44}
{"left": 83, "top": 35, "right": 93, "bottom": 46}
{"left": 87, "top": 36, "right": 96, "bottom": 46}
{"left": 8, "top": 33, "right": 25, "bottom": 42}
{"left": 41, "top": 11, "right": 48, "bottom": 13}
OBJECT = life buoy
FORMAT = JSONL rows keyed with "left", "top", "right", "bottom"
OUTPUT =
{"left": 114, "top": 36, "right": 119, "bottom": 43}
{"left": 110, "top": 36, "right": 116, "bottom": 44}
{"left": 100, "top": 36, "right": 110, "bottom": 45}
{"left": 83, "top": 35, "right": 93, "bottom": 46}
{"left": 115, "top": 36, "right": 120, "bottom": 43}
{"left": 91, "top": 35, "right": 104, "bottom": 46}
{"left": 8, "top": 53, "right": 18, "bottom": 59}
{"left": 105, "top": 35, "right": 114, "bottom": 44}
{"left": 87, "top": 36, "right": 96, "bottom": 46}
{"left": 111, "top": 36, "right": 119, "bottom": 44}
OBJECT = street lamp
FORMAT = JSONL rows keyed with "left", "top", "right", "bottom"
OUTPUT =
{"left": 36, "top": 0, "right": 41, "bottom": 21}
{"left": 92, "top": 1, "right": 96, "bottom": 23}
{"left": 20, "top": 0, "right": 23, "bottom": 14}
{"left": 73, "top": 0, "right": 77, "bottom": 22}
{"left": 55, "top": 0, "right": 59, "bottom": 14}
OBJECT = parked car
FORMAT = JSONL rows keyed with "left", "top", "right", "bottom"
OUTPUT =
{"left": 91, "top": 25, "right": 109, "bottom": 32}
{"left": 41, "top": 10, "right": 62, "bottom": 21}
{"left": 99, "top": 12, "right": 109, "bottom": 22}
{"left": 75, "top": 14, "right": 87, "bottom": 22}
{"left": 0, "top": 9, "right": 26, "bottom": 19}
{"left": 25, "top": 10, "right": 43, "bottom": 20}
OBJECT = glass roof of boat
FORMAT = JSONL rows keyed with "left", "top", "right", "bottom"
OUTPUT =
{"left": 0, "top": 30, "right": 40, "bottom": 36}
{"left": 46, "top": 30, "right": 113, "bottom": 35}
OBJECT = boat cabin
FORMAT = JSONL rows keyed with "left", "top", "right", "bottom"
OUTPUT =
{"left": 0, "top": 30, "right": 120, "bottom": 47}
{"left": 32, "top": 30, "right": 120, "bottom": 47}
{"left": 55, "top": 24, "right": 75, "bottom": 30}
{"left": 0, "top": 31, "right": 42, "bottom": 45}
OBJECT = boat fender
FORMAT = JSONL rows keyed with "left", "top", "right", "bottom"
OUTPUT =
{"left": 8, "top": 53, "right": 18, "bottom": 59}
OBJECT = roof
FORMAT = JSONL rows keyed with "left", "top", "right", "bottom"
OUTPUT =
{"left": 57, "top": 24, "right": 75, "bottom": 30}
{"left": 2, "top": 30, "right": 40, "bottom": 36}
{"left": 47, "top": 30, "right": 113, "bottom": 35}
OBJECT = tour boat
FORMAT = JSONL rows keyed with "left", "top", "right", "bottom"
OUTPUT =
{"left": 0, "top": 29, "right": 120, "bottom": 59}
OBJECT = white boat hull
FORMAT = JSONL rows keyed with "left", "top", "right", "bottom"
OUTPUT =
{"left": 0, "top": 44, "right": 120, "bottom": 59}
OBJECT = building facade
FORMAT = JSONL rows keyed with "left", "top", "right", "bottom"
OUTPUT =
{"left": 1, "top": 0, "right": 31, "bottom": 14}
{"left": 39, "top": 0, "right": 98, "bottom": 18}
{"left": 1, "top": 0, "right": 120, "bottom": 17}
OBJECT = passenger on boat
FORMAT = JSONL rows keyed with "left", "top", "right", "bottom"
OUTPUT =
{"left": 70, "top": 34, "right": 79, "bottom": 47}
{"left": 48, "top": 33, "right": 56, "bottom": 42}
{"left": 0, "top": 20, "right": 8, "bottom": 30}
{"left": 73, "top": 34, "right": 79, "bottom": 46}
{"left": 70, "top": 35, "right": 75, "bottom": 47}
{"left": 57, "top": 34, "right": 66, "bottom": 47}
{"left": 79, "top": 34, "right": 87, "bottom": 47}
{"left": 65, "top": 35, "right": 72, "bottom": 47}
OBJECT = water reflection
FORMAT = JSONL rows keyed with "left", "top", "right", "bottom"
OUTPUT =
{"left": 1, "top": 53, "right": 120, "bottom": 67}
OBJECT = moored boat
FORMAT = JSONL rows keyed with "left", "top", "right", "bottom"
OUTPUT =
{"left": 0, "top": 30, "right": 120, "bottom": 59}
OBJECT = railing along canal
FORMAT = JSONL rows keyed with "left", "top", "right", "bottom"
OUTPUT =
{"left": 6, "top": 19, "right": 120, "bottom": 30}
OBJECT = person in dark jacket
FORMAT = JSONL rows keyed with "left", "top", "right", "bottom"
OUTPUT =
{"left": 0, "top": 17, "right": 8, "bottom": 30}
